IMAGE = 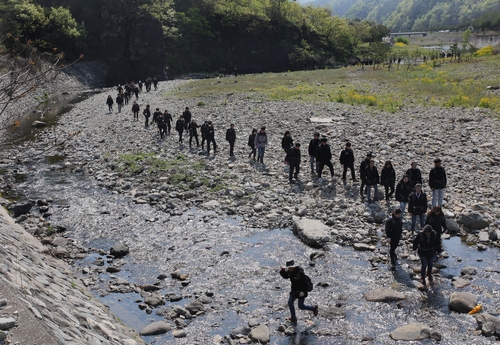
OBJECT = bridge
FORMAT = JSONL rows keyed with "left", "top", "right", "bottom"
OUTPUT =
{"left": 390, "top": 32, "right": 428, "bottom": 38}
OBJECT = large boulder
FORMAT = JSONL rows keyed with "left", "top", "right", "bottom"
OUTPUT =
{"left": 446, "top": 219, "right": 460, "bottom": 233}
{"left": 110, "top": 243, "right": 129, "bottom": 257}
{"left": 476, "top": 313, "right": 500, "bottom": 336}
{"left": 461, "top": 212, "right": 490, "bottom": 230}
{"left": 449, "top": 292, "right": 477, "bottom": 313}
{"left": 9, "top": 202, "right": 32, "bottom": 217}
{"left": 292, "top": 217, "right": 331, "bottom": 248}
{"left": 185, "top": 300, "right": 204, "bottom": 315}
{"left": 139, "top": 321, "right": 171, "bottom": 336}
{"left": 390, "top": 323, "right": 430, "bottom": 341}
{"left": 249, "top": 324, "right": 270, "bottom": 344}
{"left": 363, "top": 288, "right": 406, "bottom": 302}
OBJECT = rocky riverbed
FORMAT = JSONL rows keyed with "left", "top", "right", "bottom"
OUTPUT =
{"left": 1, "top": 76, "right": 500, "bottom": 344}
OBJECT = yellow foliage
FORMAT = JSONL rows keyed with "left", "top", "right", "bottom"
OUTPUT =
{"left": 394, "top": 42, "right": 406, "bottom": 47}
{"left": 475, "top": 46, "right": 494, "bottom": 57}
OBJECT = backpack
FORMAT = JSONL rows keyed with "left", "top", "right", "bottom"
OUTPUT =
{"left": 304, "top": 274, "right": 313, "bottom": 292}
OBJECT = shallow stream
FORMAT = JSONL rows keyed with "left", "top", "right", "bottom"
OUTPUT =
{"left": 2, "top": 93, "right": 500, "bottom": 344}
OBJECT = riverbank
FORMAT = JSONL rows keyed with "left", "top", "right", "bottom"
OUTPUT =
{"left": 1, "top": 74, "right": 500, "bottom": 344}
{"left": 0, "top": 206, "right": 145, "bottom": 344}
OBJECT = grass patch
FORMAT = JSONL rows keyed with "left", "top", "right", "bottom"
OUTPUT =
{"left": 166, "top": 54, "right": 500, "bottom": 113}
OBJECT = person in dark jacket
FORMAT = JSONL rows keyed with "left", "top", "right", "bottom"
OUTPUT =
{"left": 153, "top": 76, "right": 158, "bottom": 90}
{"left": 285, "top": 143, "right": 301, "bottom": 183}
{"left": 248, "top": 129, "right": 257, "bottom": 160}
{"left": 133, "top": 85, "right": 139, "bottom": 100}
{"left": 131, "top": 101, "right": 140, "bottom": 121}
{"left": 395, "top": 175, "right": 411, "bottom": 216}
{"left": 116, "top": 93, "right": 124, "bottom": 113}
{"left": 138, "top": 80, "right": 143, "bottom": 92}
{"left": 381, "top": 160, "right": 396, "bottom": 201}
{"left": 429, "top": 158, "right": 447, "bottom": 208}
{"left": 385, "top": 208, "right": 403, "bottom": 268}
{"left": 425, "top": 206, "right": 448, "bottom": 241}
{"left": 413, "top": 225, "right": 442, "bottom": 285}
{"left": 280, "top": 260, "right": 318, "bottom": 326}
{"left": 225, "top": 124, "right": 236, "bottom": 157}
{"left": 406, "top": 161, "right": 422, "bottom": 190}
{"left": 206, "top": 121, "right": 216, "bottom": 156}
{"left": 408, "top": 184, "right": 427, "bottom": 233}
{"left": 282, "top": 131, "right": 294, "bottom": 155}
{"left": 339, "top": 142, "right": 356, "bottom": 181}
{"left": 106, "top": 95, "right": 113, "bottom": 113}
{"left": 182, "top": 107, "right": 192, "bottom": 130}
{"left": 316, "top": 138, "right": 334, "bottom": 179}
{"left": 359, "top": 153, "right": 372, "bottom": 198}
{"left": 142, "top": 105, "right": 151, "bottom": 126}
{"left": 308, "top": 133, "right": 321, "bottom": 175}
{"left": 188, "top": 120, "right": 200, "bottom": 148}
{"left": 175, "top": 116, "right": 185, "bottom": 143}
{"left": 201, "top": 121, "right": 208, "bottom": 149}
{"left": 364, "top": 160, "right": 379, "bottom": 203}
{"left": 155, "top": 111, "right": 165, "bottom": 138}
{"left": 164, "top": 110, "right": 173, "bottom": 134}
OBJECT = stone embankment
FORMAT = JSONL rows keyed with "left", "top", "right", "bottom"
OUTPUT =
{"left": 0, "top": 206, "right": 145, "bottom": 344}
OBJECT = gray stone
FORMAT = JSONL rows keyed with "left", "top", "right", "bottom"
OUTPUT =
{"left": 374, "top": 212, "right": 386, "bottom": 223}
{"left": 292, "top": 217, "right": 331, "bottom": 248}
{"left": 203, "top": 200, "right": 220, "bottom": 209}
{"left": 460, "top": 267, "right": 477, "bottom": 276}
{"left": 461, "top": 212, "right": 490, "bottom": 230}
{"left": 482, "top": 322, "right": 495, "bottom": 337}
{"left": 451, "top": 278, "right": 469, "bottom": 289}
{"left": 249, "top": 324, "right": 270, "bottom": 344}
{"left": 449, "top": 292, "right": 478, "bottom": 313}
{"left": 445, "top": 219, "right": 459, "bottom": 233}
{"left": 173, "top": 329, "right": 187, "bottom": 338}
{"left": 478, "top": 232, "right": 490, "bottom": 242}
{"left": 353, "top": 243, "right": 375, "bottom": 251}
{"left": 296, "top": 206, "right": 308, "bottom": 217}
{"left": 145, "top": 294, "right": 165, "bottom": 307}
{"left": 139, "top": 321, "right": 171, "bottom": 336}
{"left": 0, "top": 317, "right": 16, "bottom": 331}
{"left": 9, "top": 202, "right": 32, "bottom": 217}
{"left": 322, "top": 306, "right": 346, "bottom": 319}
{"left": 390, "top": 323, "right": 430, "bottom": 341}
{"left": 110, "top": 243, "right": 129, "bottom": 257}
{"left": 230, "top": 326, "right": 251, "bottom": 339}
{"left": 186, "top": 300, "right": 204, "bottom": 315}
{"left": 363, "top": 288, "right": 406, "bottom": 302}
{"left": 475, "top": 313, "right": 500, "bottom": 335}
{"left": 248, "top": 319, "right": 260, "bottom": 328}
{"left": 489, "top": 230, "right": 498, "bottom": 241}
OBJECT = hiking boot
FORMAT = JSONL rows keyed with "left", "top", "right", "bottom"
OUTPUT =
{"left": 287, "top": 317, "right": 297, "bottom": 325}
{"left": 313, "top": 305, "right": 318, "bottom": 316}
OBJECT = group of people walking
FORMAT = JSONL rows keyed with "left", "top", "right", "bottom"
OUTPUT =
{"left": 105, "top": 78, "right": 159, "bottom": 114}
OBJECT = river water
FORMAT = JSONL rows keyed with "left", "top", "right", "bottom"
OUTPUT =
{"left": 2, "top": 93, "right": 500, "bottom": 344}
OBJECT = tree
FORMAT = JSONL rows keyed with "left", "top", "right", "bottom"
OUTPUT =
{"left": 0, "top": 37, "right": 82, "bottom": 131}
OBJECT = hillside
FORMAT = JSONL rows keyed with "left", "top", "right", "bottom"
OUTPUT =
{"left": 308, "top": 0, "right": 500, "bottom": 31}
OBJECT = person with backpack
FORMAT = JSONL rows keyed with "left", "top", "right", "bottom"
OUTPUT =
{"left": 395, "top": 174, "right": 412, "bottom": 216}
{"left": 280, "top": 260, "right": 318, "bottom": 326}
{"left": 408, "top": 183, "right": 428, "bottom": 233}
{"left": 425, "top": 206, "right": 448, "bottom": 242}
{"left": 413, "top": 225, "right": 442, "bottom": 285}
{"left": 248, "top": 129, "right": 257, "bottom": 160}
{"left": 381, "top": 160, "right": 396, "bottom": 201}
{"left": 385, "top": 208, "right": 403, "bottom": 269}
